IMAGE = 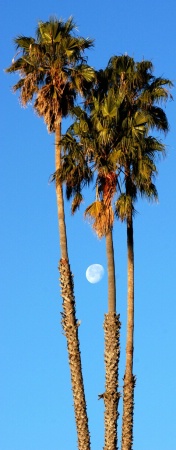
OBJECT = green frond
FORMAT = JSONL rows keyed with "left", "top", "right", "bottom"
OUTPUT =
{"left": 144, "top": 136, "right": 165, "bottom": 157}
{"left": 147, "top": 106, "right": 169, "bottom": 133}
{"left": 138, "top": 181, "right": 158, "bottom": 201}
{"left": 148, "top": 77, "right": 173, "bottom": 102}
{"left": 37, "top": 18, "right": 75, "bottom": 43}
{"left": 61, "top": 131, "right": 78, "bottom": 150}
{"left": 79, "top": 64, "right": 96, "bottom": 82}
{"left": 71, "top": 64, "right": 96, "bottom": 96}
{"left": 14, "top": 36, "right": 35, "bottom": 51}
{"left": 115, "top": 194, "right": 134, "bottom": 221}
{"left": 85, "top": 201, "right": 103, "bottom": 220}
{"left": 133, "top": 110, "right": 149, "bottom": 128}
{"left": 5, "top": 55, "right": 33, "bottom": 74}
{"left": 101, "top": 93, "right": 117, "bottom": 119}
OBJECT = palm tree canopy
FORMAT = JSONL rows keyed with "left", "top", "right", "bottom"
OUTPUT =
{"left": 6, "top": 17, "right": 95, "bottom": 132}
{"left": 59, "top": 55, "right": 172, "bottom": 232}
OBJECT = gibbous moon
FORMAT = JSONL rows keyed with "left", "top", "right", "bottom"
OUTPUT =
{"left": 86, "top": 264, "right": 104, "bottom": 284}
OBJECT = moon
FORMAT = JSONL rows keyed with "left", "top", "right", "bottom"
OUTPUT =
{"left": 86, "top": 264, "right": 104, "bottom": 284}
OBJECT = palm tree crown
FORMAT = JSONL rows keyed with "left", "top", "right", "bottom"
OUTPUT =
{"left": 6, "top": 17, "right": 95, "bottom": 131}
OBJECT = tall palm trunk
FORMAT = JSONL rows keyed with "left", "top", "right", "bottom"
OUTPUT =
{"left": 55, "top": 125, "right": 69, "bottom": 260}
{"left": 102, "top": 229, "right": 121, "bottom": 450}
{"left": 121, "top": 210, "right": 136, "bottom": 450}
{"left": 106, "top": 229, "right": 116, "bottom": 313}
{"left": 55, "top": 125, "right": 90, "bottom": 450}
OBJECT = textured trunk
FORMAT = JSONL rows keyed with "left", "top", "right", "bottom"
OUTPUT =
{"left": 102, "top": 229, "right": 121, "bottom": 450}
{"left": 59, "top": 259, "right": 90, "bottom": 450}
{"left": 55, "top": 125, "right": 90, "bottom": 450}
{"left": 121, "top": 211, "right": 136, "bottom": 450}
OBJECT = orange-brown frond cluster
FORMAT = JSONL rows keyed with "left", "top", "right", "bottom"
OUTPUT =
{"left": 17, "top": 73, "right": 38, "bottom": 107}
{"left": 85, "top": 201, "right": 114, "bottom": 238}
{"left": 102, "top": 172, "right": 117, "bottom": 208}
{"left": 34, "top": 84, "right": 61, "bottom": 131}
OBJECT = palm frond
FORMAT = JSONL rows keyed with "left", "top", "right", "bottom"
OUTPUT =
{"left": 115, "top": 194, "right": 135, "bottom": 221}
{"left": 85, "top": 201, "right": 103, "bottom": 220}
{"left": 71, "top": 192, "right": 83, "bottom": 214}
{"left": 85, "top": 201, "right": 114, "bottom": 238}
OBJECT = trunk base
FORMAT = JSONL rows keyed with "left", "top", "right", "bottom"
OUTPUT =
{"left": 59, "top": 258, "right": 91, "bottom": 450}
{"left": 101, "top": 312, "right": 121, "bottom": 450}
{"left": 121, "top": 374, "right": 136, "bottom": 450}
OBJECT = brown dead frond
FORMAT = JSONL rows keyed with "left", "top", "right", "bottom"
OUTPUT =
{"left": 85, "top": 201, "right": 114, "bottom": 238}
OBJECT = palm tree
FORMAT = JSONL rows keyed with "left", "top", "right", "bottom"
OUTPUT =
{"left": 116, "top": 133, "right": 165, "bottom": 450}
{"left": 6, "top": 17, "right": 95, "bottom": 450}
{"left": 105, "top": 55, "right": 173, "bottom": 450}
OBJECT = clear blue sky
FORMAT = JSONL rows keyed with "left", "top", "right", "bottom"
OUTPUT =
{"left": 1, "top": 1, "right": 176, "bottom": 449}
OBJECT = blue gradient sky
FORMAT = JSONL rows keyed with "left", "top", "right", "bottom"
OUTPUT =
{"left": 1, "top": 1, "right": 176, "bottom": 449}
